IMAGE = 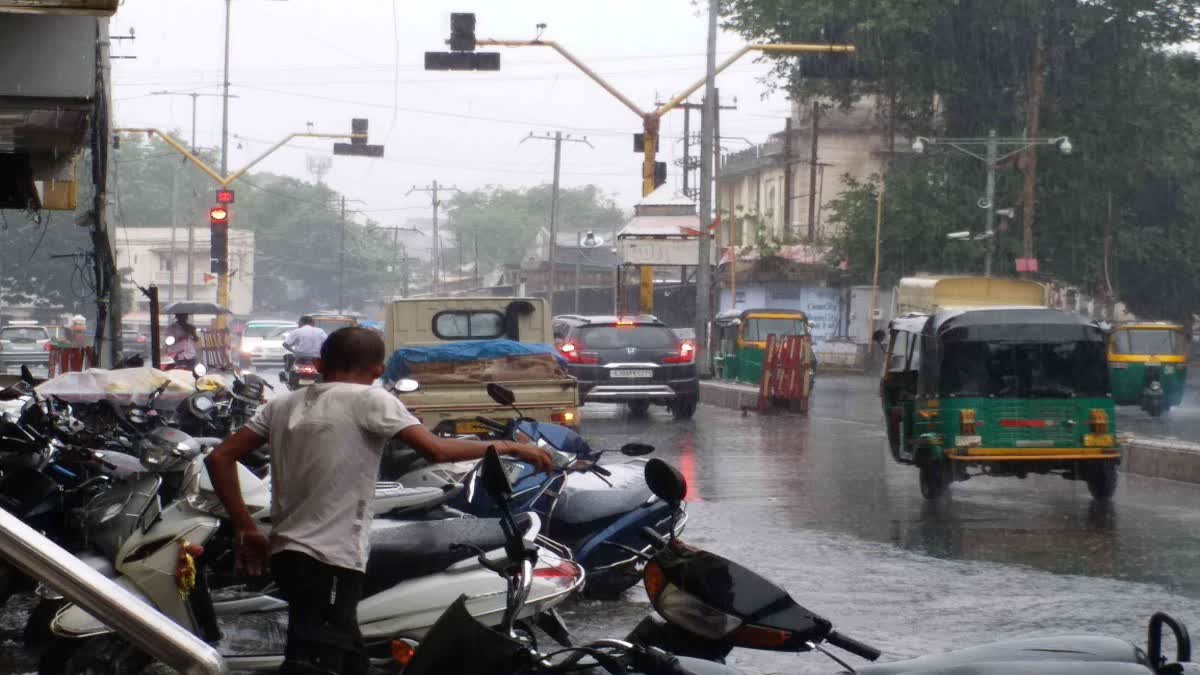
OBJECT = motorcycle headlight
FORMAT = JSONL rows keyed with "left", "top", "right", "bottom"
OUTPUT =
{"left": 654, "top": 582, "right": 743, "bottom": 639}
{"left": 644, "top": 562, "right": 741, "bottom": 640}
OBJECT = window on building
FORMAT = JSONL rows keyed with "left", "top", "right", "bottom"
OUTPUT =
{"left": 158, "top": 256, "right": 173, "bottom": 272}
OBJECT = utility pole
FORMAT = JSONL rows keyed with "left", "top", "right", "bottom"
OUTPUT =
{"left": 696, "top": 0, "right": 718, "bottom": 378}
{"left": 168, "top": 159, "right": 178, "bottom": 304}
{"left": 807, "top": 101, "right": 820, "bottom": 241}
{"left": 782, "top": 116, "right": 793, "bottom": 236}
{"left": 338, "top": 195, "right": 346, "bottom": 313}
{"left": 407, "top": 181, "right": 461, "bottom": 295}
{"left": 520, "top": 132, "right": 593, "bottom": 308}
{"left": 984, "top": 130, "right": 997, "bottom": 277}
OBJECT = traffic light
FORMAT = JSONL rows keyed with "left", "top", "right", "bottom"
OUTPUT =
{"left": 449, "top": 12, "right": 476, "bottom": 51}
{"left": 209, "top": 205, "right": 228, "bottom": 275}
{"left": 334, "top": 118, "right": 385, "bottom": 157}
{"left": 425, "top": 12, "right": 500, "bottom": 71}
{"left": 215, "top": 189, "right": 235, "bottom": 204}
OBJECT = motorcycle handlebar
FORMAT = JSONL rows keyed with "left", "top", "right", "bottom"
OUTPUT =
{"left": 474, "top": 416, "right": 508, "bottom": 433}
{"left": 825, "top": 630, "right": 882, "bottom": 662}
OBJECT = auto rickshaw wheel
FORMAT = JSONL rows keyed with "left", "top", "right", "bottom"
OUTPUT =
{"left": 1083, "top": 460, "right": 1119, "bottom": 500}
{"left": 919, "top": 460, "right": 952, "bottom": 499}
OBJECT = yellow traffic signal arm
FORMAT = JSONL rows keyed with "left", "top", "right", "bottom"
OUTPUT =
{"left": 112, "top": 129, "right": 364, "bottom": 187}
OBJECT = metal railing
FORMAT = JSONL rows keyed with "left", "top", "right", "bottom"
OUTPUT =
{"left": 0, "top": 508, "right": 228, "bottom": 674}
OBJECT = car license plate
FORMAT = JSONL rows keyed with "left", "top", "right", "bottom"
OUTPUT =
{"left": 611, "top": 369, "right": 652, "bottom": 379}
{"left": 455, "top": 420, "right": 492, "bottom": 436}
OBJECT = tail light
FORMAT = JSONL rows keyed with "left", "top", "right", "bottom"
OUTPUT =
{"left": 1089, "top": 409, "right": 1109, "bottom": 433}
{"left": 663, "top": 340, "right": 695, "bottom": 364}
{"left": 959, "top": 409, "right": 977, "bottom": 435}
{"left": 558, "top": 341, "right": 599, "bottom": 364}
{"left": 297, "top": 365, "right": 318, "bottom": 376}
{"left": 533, "top": 559, "right": 579, "bottom": 582}
{"left": 551, "top": 410, "right": 578, "bottom": 426}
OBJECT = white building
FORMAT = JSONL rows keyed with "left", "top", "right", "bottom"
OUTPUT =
{"left": 115, "top": 227, "right": 255, "bottom": 315}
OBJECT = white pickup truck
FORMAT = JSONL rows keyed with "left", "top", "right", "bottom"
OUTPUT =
{"left": 382, "top": 297, "right": 580, "bottom": 436}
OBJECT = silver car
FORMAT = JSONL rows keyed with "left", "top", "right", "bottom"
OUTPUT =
{"left": 0, "top": 324, "right": 51, "bottom": 372}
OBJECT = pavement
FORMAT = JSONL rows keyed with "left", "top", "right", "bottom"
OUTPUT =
{"left": 3, "top": 373, "right": 1200, "bottom": 674}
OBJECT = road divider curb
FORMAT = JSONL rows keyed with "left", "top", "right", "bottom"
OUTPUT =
{"left": 699, "top": 380, "right": 761, "bottom": 411}
{"left": 1120, "top": 434, "right": 1200, "bottom": 485}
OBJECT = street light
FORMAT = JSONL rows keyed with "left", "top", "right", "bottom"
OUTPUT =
{"left": 908, "top": 130, "right": 1074, "bottom": 276}
{"left": 574, "top": 231, "right": 604, "bottom": 313}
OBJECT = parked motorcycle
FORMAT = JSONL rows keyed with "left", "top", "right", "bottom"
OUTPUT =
{"left": 402, "top": 447, "right": 739, "bottom": 675}
{"left": 400, "top": 383, "right": 683, "bottom": 597}
{"left": 39, "top": 445, "right": 585, "bottom": 674}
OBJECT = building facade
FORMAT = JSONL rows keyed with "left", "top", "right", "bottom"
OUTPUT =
{"left": 717, "top": 96, "right": 895, "bottom": 248}
{"left": 115, "top": 227, "right": 254, "bottom": 315}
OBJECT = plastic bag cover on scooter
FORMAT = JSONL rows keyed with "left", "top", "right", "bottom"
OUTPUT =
{"left": 554, "top": 462, "right": 652, "bottom": 525}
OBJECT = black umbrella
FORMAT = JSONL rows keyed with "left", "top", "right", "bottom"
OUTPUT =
{"left": 163, "top": 302, "right": 231, "bottom": 315}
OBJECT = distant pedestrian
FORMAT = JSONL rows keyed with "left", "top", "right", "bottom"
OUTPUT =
{"left": 164, "top": 313, "right": 198, "bottom": 368}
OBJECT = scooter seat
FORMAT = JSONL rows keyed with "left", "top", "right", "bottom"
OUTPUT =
{"left": 363, "top": 514, "right": 533, "bottom": 596}
{"left": 554, "top": 462, "right": 652, "bottom": 525}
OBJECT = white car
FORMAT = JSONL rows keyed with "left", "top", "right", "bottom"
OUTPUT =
{"left": 238, "top": 320, "right": 294, "bottom": 366}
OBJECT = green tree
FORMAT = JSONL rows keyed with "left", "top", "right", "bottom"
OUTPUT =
{"left": 445, "top": 185, "right": 625, "bottom": 274}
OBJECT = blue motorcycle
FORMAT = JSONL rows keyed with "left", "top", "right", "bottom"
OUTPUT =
{"left": 400, "top": 384, "right": 685, "bottom": 598}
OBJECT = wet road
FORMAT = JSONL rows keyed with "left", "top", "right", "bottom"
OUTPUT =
{"left": 4, "top": 374, "right": 1200, "bottom": 674}
{"left": 562, "top": 375, "right": 1200, "bottom": 673}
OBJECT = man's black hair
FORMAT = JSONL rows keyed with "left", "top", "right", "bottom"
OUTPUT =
{"left": 320, "top": 326, "right": 385, "bottom": 373}
{"left": 299, "top": 315, "right": 314, "bottom": 326}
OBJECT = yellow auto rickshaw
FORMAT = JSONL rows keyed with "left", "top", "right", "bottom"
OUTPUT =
{"left": 1107, "top": 322, "right": 1188, "bottom": 417}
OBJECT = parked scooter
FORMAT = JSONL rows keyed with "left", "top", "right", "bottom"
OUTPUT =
{"left": 400, "top": 383, "right": 683, "bottom": 597}
{"left": 39, "top": 446, "right": 585, "bottom": 674}
{"left": 402, "top": 447, "right": 740, "bottom": 675}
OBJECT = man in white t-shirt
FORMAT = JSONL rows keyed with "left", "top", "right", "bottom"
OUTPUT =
{"left": 206, "top": 327, "right": 551, "bottom": 674}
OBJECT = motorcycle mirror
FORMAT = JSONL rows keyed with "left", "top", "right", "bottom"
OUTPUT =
{"left": 480, "top": 446, "right": 514, "bottom": 503}
{"left": 193, "top": 363, "right": 208, "bottom": 379}
{"left": 393, "top": 378, "right": 420, "bottom": 393}
{"left": 164, "top": 336, "right": 176, "bottom": 346}
{"left": 620, "top": 442, "right": 655, "bottom": 457}
{"left": 644, "top": 458, "right": 687, "bottom": 505}
{"left": 20, "top": 365, "right": 35, "bottom": 385}
{"left": 486, "top": 383, "right": 516, "bottom": 407}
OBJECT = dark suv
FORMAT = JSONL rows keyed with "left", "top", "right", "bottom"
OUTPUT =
{"left": 553, "top": 315, "right": 698, "bottom": 419}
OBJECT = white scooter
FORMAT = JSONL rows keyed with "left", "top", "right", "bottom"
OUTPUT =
{"left": 40, "top": 449, "right": 585, "bottom": 674}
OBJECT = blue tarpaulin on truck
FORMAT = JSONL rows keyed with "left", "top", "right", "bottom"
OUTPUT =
{"left": 385, "top": 339, "right": 566, "bottom": 382}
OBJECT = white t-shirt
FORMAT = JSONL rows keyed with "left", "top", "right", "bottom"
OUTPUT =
{"left": 283, "top": 324, "right": 328, "bottom": 359}
{"left": 244, "top": 382, "right": 421, "bottom": 571}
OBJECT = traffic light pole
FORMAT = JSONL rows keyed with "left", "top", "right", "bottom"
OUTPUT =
{"left": 474, "top": 38, "right": 854, "bottom": 314}
{"left": 114, "top": 127, "right": 370, "bottom": 319}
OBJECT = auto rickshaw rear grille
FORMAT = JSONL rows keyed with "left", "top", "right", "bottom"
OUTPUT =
{"left": 987, "top": 401, "right": 1078, "bottom": 445}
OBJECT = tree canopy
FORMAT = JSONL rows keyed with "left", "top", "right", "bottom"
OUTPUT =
{"left": 722, "top": 0, "right": 1200, "bottom": 320}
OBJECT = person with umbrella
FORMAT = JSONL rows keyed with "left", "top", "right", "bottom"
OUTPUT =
{"left": 164, "top": 313, "right": 199, "bottom": 369}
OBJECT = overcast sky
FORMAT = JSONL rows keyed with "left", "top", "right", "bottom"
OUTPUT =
{"left": 109, "top": 0, "right": 794, "bottom": 221}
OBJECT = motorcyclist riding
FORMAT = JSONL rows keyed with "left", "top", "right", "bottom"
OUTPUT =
{"left": 283, "top": 315, "right": 327, "bottom": 387}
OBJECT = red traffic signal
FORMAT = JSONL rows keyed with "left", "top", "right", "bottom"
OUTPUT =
{"left": 209, "top": 206, "right": 229, "bottom": 227}
{"left": 215, "top": 189, "right": 235, "bottom": 204}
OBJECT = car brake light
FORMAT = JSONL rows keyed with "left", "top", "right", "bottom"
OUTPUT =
{"left": 558, "top": 341, "right": 598, "bottom": 364}
{"left": 959, "top": 409, "right": 977, "bottom": 435}
{"left": 1089, "top": 409, "right": 1109, "bottom": 434}
{"left": 663, "top": 341, "right": 695, "bottom": 364}
{"left": 551, "top": 410, "right": 578, "bottom": 425}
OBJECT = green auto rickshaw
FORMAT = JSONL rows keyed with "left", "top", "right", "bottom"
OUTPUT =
{"left": 713, "top": 308, "right": 810, "bottom": 385}
{"left": 1107, "top": 322, "right": 1188, "bottom": 417}
{"left": 877, "top": 307, "right": 1119, "bottom": 501}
